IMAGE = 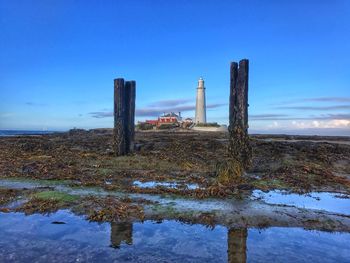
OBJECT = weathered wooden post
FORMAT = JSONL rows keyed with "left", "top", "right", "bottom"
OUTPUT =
{"left": 114, "top": 78, "right": 126, "bottom": 156}
{"left": 125, "top": 80, "right": 136, "bottom": 153}
{"left": 217, "top": 59, "right": 251, "bottom": 182}
{"left": 114, "top": 78, "right": 136, "bottom": 156}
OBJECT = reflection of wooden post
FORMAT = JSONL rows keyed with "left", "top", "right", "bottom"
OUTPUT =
{"left": 110, "top": 222, "right": 133, "bottom": 248}
{"left": 228, "top": 228, "right": 247, "bottom": 263}
{"left": 228, "top": 59, "right": 251, "bottom": 170}
{"left": 113, "top": 78, "right": 136, "bottom": 156}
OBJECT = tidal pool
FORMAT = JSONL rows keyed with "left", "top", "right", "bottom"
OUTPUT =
{"left": 0, "top": 210, "right": 349, "bottom": 262}
{"left": 133, "top": 180, "right": 200, "bottom": 190}
{"left": 252, "top": 190, "right": 350, "bottom": 215}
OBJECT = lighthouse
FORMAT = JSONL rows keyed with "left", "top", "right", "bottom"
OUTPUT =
{"left": 195, "top": 77, "right": 207, "bottom": 124}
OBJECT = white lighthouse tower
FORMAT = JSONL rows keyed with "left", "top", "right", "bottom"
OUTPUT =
{"left": 195, "top": 77, "right": 207, "bottom": 124}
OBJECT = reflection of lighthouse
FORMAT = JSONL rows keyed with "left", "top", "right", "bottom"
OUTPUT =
{"left": 195, "top": 77, "right": 207, "bottom": 124}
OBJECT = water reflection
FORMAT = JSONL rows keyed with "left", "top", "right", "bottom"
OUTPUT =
{"left": 109, "top": 222, "right": 248, "bottom": 263}
{"left": 252, "top": 190, "right": 350, "bottom": 215}
{"left": 110, "top": 222, "right": 133, "bottom": 248}
{"left": 228, "top": 228, "right": 247, "bottom": 263}
{"left": 0, "top": 211, "right": 349, "bottom": 262}
{"left": 133, "top": 180, "right": 200, "bottom": 190}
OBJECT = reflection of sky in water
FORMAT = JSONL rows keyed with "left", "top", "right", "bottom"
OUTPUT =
{"left": 133, "top": 180, "right": 200, "bottom": 190}
{"left": 0, "top": 210, "right": 349, "bottom": 262}
{"left": 252, "top": 190, "right": 350, "bottom": 215}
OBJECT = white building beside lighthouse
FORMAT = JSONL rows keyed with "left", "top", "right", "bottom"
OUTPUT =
{"left": 195, "top": 77, "right": 207, "bottom": 124}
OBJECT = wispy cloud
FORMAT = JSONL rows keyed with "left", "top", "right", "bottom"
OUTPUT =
{"left": 89, "top": 111, "right": 113, "bottom": 118}
{"left": 89, "top": 103, "right": 226, "bottom": 118}
{"left": 250, "top": 114, "right": 350, "bottom": 135}
{"left": 138, "top": 103, "right": 225, "bottom": 117}
{"left": 250, "top": 114, "right": 289, "bottom": 120}
{"left": 304, "top": 97, "right": 350, "bottom": 103}
{"left": 148, "top": 99, "right": 192, "bottom": 107}
{"left": 249, "top": 127, "right": 350, "bottom": 136}
{"left": 312, "top": 114, "right": 350, "bottom": 120}
{"left": 290, "top": 119, "right": 350, "bottom": 129}
{"left": 251, "top": 113, "right": 350, "bottom": 121}
{"left": 273, "top": 97, "right": 350, "bottom": 106}
{"left": 274, "top": 105, "right": 350, "bottom": 111}
{"left": 25, "top": 102, "right": 46, "bottom": 106}
{"left": 0, "top": 112, "right": 15, "bottom": 118}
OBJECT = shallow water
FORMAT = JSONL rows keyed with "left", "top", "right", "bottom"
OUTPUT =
{"left": 0, "top": 210, "right": 349, "bottom": 262}
{"left": 252, "top": 190, "right": 350, "bottom": 215}
{"left": 133, "top": 180, "right": 200, "bottom": 190}
{"left": 1, "top": 178, "right": 350, "bottom": 216}
{"left": 0, "top": 130, "right": 57, "bottom": 137}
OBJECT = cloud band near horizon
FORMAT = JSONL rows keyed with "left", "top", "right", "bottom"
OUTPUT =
{"left": 89, "top": 102, "right": 226, "bottom": 118}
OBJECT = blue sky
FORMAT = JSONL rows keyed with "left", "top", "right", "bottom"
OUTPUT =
{"left": 0, "top": 0, "right": 349, "bottom": 135}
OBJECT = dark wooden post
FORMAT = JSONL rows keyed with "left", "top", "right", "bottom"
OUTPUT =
{"left": 114, "top": 78, "right": 136, "bottom": 156}
{"left": 217, "top": 59, "right": 251, "bottom": 182}
{"left": 236, "top": 59, "right": 249, "bottom": 132}
{"left": 125, "top": 80, "right": 136, "bottom": 153}
{"left": 229, "top": 62, "right": 238, "bottom": 128}
{"left": 114, "top": 78, "right": 127, "bottom": 156}
{"left": 228, "top": 59, "right": 251, "bottom": 170}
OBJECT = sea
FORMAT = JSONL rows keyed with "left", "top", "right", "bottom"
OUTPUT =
{"left": 0, "top": 130, "right": 59, "bottom": 137}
